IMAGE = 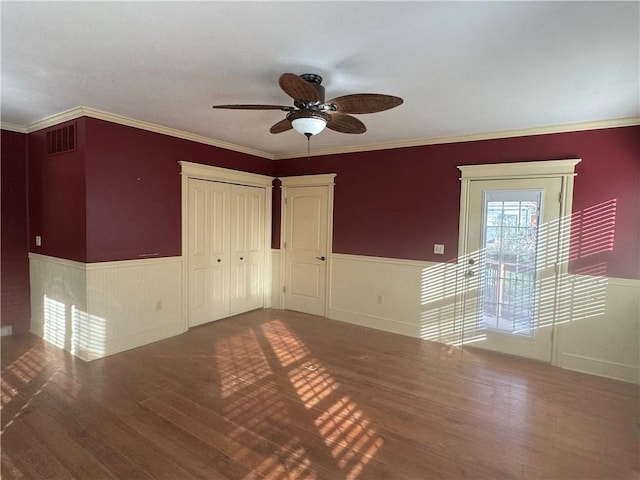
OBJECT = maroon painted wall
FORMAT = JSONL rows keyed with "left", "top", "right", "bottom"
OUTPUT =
{"left": 28, "top": 119, "right": 88, "bottom": 262}
{"left": 25, "top": 118, "right": 640, "bottom": 281}
{"left": 28, "top": 117, "right": 275, "bottom": 263}
{"left": 1, "top": 130, "right": 30, "bottom": 333}
{"left": 84, "top": 118, "right": 275, "bottom": 262}
{"left": 274, "top": 126, "right": 639, "bottom": 281}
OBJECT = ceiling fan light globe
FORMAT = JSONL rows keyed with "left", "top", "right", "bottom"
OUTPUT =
{"left": 291, "top": 116, "right": 327, "bottom": 136}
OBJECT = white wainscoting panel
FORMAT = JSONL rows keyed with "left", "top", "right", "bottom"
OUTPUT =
{"left": 555, "top": 276, "right": 639, "bottom": 383}
{"left": 271, "top": 249, "right": 282, "bottom": 309}
{"left": 29, "top": 253, "right": 184, "bottom": 361}
{"left": 323, "top": 253, "right": 639, "bottom": 383}
{"left": 327, "top": 253, "right": 461, "bottom": 340}
{"left": 29, "top": 254, "right": 88, "bottom": 355}
{"left": 85, "top": 257, "right": 184, "bottom": 360}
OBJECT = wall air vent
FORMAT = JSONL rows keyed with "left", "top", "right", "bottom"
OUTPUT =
{"left": 45, "top": 123, "right": 76, "bottom": 155}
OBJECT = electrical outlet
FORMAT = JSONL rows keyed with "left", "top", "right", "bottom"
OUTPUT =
{"left": 155, "top": 301, "right": 162, "bottom": 311}
{"left": 434, "top": 244, "right": 445, "bottom": 255}
{"left": 376, "top": 294, "right": 383, "bottom": 304}
{"left": 35, "top": 235, "right": 42, "bottom": 247}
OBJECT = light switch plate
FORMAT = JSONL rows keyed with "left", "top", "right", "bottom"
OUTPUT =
{"left": 434, "top": 244, "right": 445, "bottom": 255}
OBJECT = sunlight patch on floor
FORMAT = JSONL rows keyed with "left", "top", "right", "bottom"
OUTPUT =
{"left": 214, "top": 328, "right": 272, "bottom": 398}
{"left": 1, "top": 348, "right": 45, "bottom": 407}
{"left": 1, "top": 348, "right": 56, "bottom": 434}
{"left": 264, "top": 319, "right": 385, "bottom": 479}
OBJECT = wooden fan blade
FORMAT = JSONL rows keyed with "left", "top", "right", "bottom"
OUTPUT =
{"left": 270, "top": 118, "right": 292, "bottom": 134}
{"left": 327, "top": 113, "right": 366, "bottom": 134}
{"left": 327, "top": 94, "right": 403, "bottom": 114}
{"left": 212, "top": 104, "right": 294, "bottom": 111}
{"left": 279, "top": 73, "right": 319, "bottom": 102}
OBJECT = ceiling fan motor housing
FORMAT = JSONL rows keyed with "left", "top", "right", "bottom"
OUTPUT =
{"left": 293, "top": 73, "right": 325, "bottom": 108}
{"left": 286, "top": 109, "right": 330, "bottom": 123}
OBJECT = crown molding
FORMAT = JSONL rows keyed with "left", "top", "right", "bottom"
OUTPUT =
{"left": 272, "top": 117, "right": 640, "bottom": 160}
{"left": 24, "top": 106, "right": 86, "bottom": 132}
{"left": 5, "top": 107, "right": 638, "bottom": 161}
{"left": 0, "top": 122, "right": 28, "bottom": 133}
{"left": 18, "top": 106, "right": 275, "bottom": 160}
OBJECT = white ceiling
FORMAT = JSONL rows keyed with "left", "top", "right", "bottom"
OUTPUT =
{"left": 2, "top": 1, "right": 638, "bottom": 159}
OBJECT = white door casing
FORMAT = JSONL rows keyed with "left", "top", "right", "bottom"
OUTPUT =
{"left": 181, "top": 161, "right": 273, "bottom": 329}
{"left": 457, "top": 159, "right": 581, "bottom": 364}
{"left": 280, "top": 174, "right": 336, "bottom": 317}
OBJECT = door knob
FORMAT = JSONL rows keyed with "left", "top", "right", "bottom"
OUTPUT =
{"left": 466, "top": 270, "right": 475, "bottom": 278}
{"left": 217, "top": 258, "right": 221, "bottom": 262}
{"left": 240, "top": 257, "right": 244, "bottom": 260}
{"left": 315, "top": 256, "right": 326, "bottom": 261}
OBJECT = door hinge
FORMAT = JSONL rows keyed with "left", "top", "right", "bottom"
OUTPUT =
{"left": 283, "top": 286, "right": 286, "bottom": 293}
{"left": 284, "top": 197, "right": 287, "bottom": 205}
{"left": 559, "top": 191, "right": 563, "bottom": 203}
{"left": 283, "top": 241, "right": 286, "bottom": 249}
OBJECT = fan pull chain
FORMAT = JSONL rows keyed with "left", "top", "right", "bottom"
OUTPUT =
{"left": 305, "top": 132, "right": 312, "bottom": 160}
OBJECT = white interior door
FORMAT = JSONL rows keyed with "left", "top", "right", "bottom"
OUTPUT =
{"left": 187, "top": 178, "right": 230, "bottom": 327}
{"left": 230, "top": 185, "right": 265, "bottom": 315}
{"left": 460, "top": 177, "right": 563, "bottom": 362}
{"left": 283, "top": 185, "right": 330, "bottom": 316}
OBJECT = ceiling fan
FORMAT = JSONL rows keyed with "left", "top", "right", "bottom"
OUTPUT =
{"left": 212, "top": 73, "right": 403, "bottom": 138}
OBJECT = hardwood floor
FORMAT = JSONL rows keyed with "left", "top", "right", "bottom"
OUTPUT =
{"left": 2, "top": 309, "right": 638, "bottom": 479}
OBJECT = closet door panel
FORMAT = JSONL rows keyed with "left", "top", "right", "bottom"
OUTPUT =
{"left": 230, "top": 185, "right": 265, "bottom": 315}
{"left": 246, "top": 190, "right": 264, "bottom": 304}
{"left": 210, "top": 188, "right": 228, "bottom": 255}
{"left": 208, "top": 183, "right": 230, "bottom": 321}
{"left": 188, "top": 179, "right": 265, "bottom": 326}
{"left": 187, "top": 179, "right": 230, "bottom": 326}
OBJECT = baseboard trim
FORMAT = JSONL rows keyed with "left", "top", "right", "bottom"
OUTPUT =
{"left": 95, "top": 324, "right": 186, "bottom": 362}
{"left": 328, "top": 306, "right": 418, "bottom": 338}
{"left": 560, "top": 353, "right": 639, "bottom": 384}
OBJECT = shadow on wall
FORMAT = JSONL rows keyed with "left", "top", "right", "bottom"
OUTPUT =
{"left": 419, "top": 199, "right": 618, "bottom": 347}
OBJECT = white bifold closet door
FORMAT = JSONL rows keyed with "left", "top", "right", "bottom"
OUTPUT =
{"left": 187, "top": 178, "right": 265, "bottom": 327}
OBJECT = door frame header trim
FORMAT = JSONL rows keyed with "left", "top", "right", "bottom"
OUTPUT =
{"left": 279, "top": 174, "right": 336, "bottom": 187}
{"left": 180, "top": 160, "right": 274, "bottom": 187}
{"left": 458, "top": 159, "right": 581, "bottom": 180}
